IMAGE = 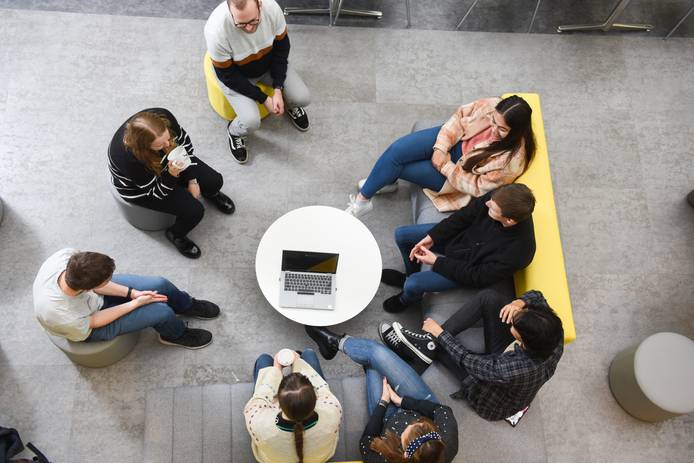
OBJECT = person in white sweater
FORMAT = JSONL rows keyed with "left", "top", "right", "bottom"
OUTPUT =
{"left": 244, "top": 348, "right": 342, "bottom": 463}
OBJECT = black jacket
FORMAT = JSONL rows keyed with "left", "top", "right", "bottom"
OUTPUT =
{"left": 429, "top": 191, "right": 536, "bottom": 288}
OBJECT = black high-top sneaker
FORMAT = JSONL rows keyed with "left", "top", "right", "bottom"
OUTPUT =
{"left": 392, "top": 322, "right": 438, "bottom": 364}
{"left": 378, "top": 322, "right": 429, "bottom": 374}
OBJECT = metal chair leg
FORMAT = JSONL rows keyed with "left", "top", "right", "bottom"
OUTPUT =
{"left": 528, "top": 0, "right": 541, "bottom": 33}
{"left": 664, "top": 4, "right": 694, "bottom": 39}
{"left": 557, "top": 0, "right": 652, "bottom": 33}
{"left": 456, "top": 0, "right": 480, "bottom": 30}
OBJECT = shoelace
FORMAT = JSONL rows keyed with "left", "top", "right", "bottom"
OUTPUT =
{"left": 231, "top": 136, "right": 246, "bottom": 149}
{"left": 288, "top": 107, "right": 305, "bottom": 118}
{"left": 383, "top": 328, "right": 402, "bottom": 347}
{"left": 402, "top": 328, "right": 431, "bottom": 340}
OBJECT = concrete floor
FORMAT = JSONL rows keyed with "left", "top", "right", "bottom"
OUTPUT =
{"left": 0, "top": 6, "right": 693, "bottom": 463}
{"left": 0, "top": 0, "right": 693, "bottom": 37}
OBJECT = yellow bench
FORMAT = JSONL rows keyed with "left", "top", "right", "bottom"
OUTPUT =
{"left": 506, "top": 92, "right": 576, "bottom": 344}
{"left": 203, "top": 52, "right": 275, "bottom": 121}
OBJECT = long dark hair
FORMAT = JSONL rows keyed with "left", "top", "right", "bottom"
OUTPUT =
{"left": 462, "top": 95, "right": 535, "bottom": 173}
{"left": 370, "top": 417, "right": 446, "bottom": 463}
{"left": 277, "top": 373, "right": 317, "bottom": 463}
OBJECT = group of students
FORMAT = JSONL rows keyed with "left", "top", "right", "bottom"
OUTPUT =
{"left": 31, "top": 0, "right": 566, "bottom": 461}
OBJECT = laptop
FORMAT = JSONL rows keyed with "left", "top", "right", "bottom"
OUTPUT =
{"left": 279, "top": 250, "right": 339, "bottom": 310}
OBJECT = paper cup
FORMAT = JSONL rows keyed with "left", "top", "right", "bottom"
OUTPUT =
{"left": 277, "top": 348, "right": 295, "bottom": 367}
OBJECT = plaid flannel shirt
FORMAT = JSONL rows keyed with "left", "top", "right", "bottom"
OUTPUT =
{"left": 438, "top": 290, "right": 564, "bottom": 421}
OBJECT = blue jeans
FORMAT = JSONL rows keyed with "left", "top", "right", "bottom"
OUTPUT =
{"left": 342, "top": 337, "right": 438, "bottom": 419}
{"left": 360, "top": 126, "right": 463, "bottom": 199}
{"left": 253, "top": 349, "right": 326, "bottom": 383}
{"left": 86, "top": 274, "right": 190, "bottom": 342}
{"left": 394, "top": 223, "right": 460, "bottom": 304}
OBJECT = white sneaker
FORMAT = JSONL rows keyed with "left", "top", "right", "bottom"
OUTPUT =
{"left": 357, "top": 178, "right": 399, "bottom": 195}
{"left": 345, "top": 194, "right": 373, "bottom": 218}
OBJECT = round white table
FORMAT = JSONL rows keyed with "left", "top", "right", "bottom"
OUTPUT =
{"left": 255, "top": 206, "right": 382, "bottom": 326}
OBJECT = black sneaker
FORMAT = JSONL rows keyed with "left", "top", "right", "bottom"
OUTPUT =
{"left": 227, "top": 122, "right": 248, "bottom": 164}
{"left": 165, "top": 228, "right": 201, "bottom": 259}
{"left": 378, "top": 322, "right": 429, "bottom": 374}
{"left": 381, "top": 269, "right": 406, "bottom": 288}
{"left": 208, "top": 191, "right": 235, "bottom": 215}
{"left": 159, "top": 328, "right": 212, "bottom": 349}
{"left": 287, "top": 106, "right": 309, "bottom": 132}
{"left": 383, "top": 293, "right": 409, "bottom": 313}
{"left": 187, "top": 298, "right": 220, "bottom": 319}
{"left": 393, "top": 322, "right": 437, "bottom": 364}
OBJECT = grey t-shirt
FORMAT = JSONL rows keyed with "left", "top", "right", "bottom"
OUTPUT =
{"left": 33, "top": 248, "right": 104, "bottom": 341}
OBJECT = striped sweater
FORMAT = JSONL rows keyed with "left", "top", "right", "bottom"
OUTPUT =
{"left": 108, "top": 108, "right": 199, "bottom": 201}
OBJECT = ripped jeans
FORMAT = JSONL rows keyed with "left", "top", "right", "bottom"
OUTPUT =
{"left": 342, "top": 337, "right": 439, "bottom": 420}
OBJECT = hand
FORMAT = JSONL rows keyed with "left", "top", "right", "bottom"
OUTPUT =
{"left": 188, "top": 181, "right": 201, "bottom": 199}
{"left": 387, "top": 383, "right": 403, "bottom": 407}
{"left": 408, "top": 235, "right": 434, "bottom": 262}
{"left": 413, "top": 246, "right": 437, "bottom": 266}
{"left": 422, "top": 318, "right": 444, "bottom": 338}
{"left": 273, "top": 354, "right": 283, "bottom": 370}
{"left": 167, "top": 160, "right": 184, "bottom": 177}
{"left": 380, "top": 377, "right": 391, "bottom": 403}
{"left": 431, "top": 149, "right": 451, "bottom": 171}
{"left": 272, "top": 89, "right": 284, "bottom": 115}
{"left": 130, "top": 289, "right": 168, "bottom": 303}
{"left": 499, "top": 299, "right": 525, "bottom": 324}
{"left": 132, "top": 293, "right": 166, "bottom": 308}
{"left": 263, "top": 96, "right": 274, "bottom": 115}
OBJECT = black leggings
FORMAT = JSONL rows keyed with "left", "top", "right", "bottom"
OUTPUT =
{"left": 128, "top": 158, "right": 223, "bottom": 238}
{"left": 439, "top": 289, "right": 516, "bottom": 380}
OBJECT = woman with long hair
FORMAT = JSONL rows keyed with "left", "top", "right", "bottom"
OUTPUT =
{"left": 244, "top": 348, "right": 342, "bottom": 463}
{"left": 305, "top": 327, "right": 459, "bottom": 462}
{"left": 346, "top": 95, "right": 535, "bottom": 218}
{"left": 108, "top": 108, "right": 235, "bottom": 258}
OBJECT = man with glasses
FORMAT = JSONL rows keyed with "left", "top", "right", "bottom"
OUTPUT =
{"left": 205, "top": 0, "right": 311, "bottom": 164}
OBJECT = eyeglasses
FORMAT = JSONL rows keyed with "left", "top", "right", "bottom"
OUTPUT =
{"left": 230, "top": 1, "right": 261, "bottom": 28}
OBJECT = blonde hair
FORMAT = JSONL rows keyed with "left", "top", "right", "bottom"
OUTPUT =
{"left": 122, "top": 111, "right": 176, "bottom": 176}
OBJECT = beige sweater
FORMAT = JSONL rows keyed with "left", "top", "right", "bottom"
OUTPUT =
{"left": 244, "top": 358, "right": 343, "bottom": 463}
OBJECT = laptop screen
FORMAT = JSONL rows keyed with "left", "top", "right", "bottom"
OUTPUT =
{"left": 282, "top": 250, "right": 339, "bottom": 274}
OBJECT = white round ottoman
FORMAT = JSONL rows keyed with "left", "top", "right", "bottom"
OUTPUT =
{"left": 46, "top": 330, "right": 140, "bottom": 368}
{"left": 609, "top": 332, "right": 694, "bottom": 422}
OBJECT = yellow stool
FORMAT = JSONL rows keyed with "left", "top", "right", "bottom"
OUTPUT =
{"left": 203, "top": 53, "right": 275, "bottom": 121}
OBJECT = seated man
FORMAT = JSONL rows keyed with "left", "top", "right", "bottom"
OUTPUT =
{"left": 33, "top": 249, "right": 218, "bottom": 348}
{"left": 204, "top": 0, "right": 311, "bottom": 164}
{"left": 381, "top": 289, "right": 564, "bottom": 421}
{"left": 381, "top": 183, "right": 536, "bottom": 313}
{"left": 245, "top": 348, "right": 342, "bottom": 463}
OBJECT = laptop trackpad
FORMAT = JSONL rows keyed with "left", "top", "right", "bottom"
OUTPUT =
{"left": 297, "top": 294, "right": 315, "bottom": 307}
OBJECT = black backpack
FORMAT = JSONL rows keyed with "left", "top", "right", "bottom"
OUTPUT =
{"left": 0, "top": 427, "right": 50, "bottom": 463}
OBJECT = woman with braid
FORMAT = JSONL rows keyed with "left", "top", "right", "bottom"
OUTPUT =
{"left": 244, "top": 348, "right": 342, "bottom": 463}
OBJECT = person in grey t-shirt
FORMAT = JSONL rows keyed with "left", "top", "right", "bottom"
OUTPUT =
{"left": 33, "top": 248, "right": 220, "bottom": 348}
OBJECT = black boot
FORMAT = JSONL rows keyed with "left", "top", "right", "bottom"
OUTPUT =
{"left": 381, "top": 269, "right": 406, "bottom": 288}
{"left": 305, "top": 325, "right": 343, "bottom": 360}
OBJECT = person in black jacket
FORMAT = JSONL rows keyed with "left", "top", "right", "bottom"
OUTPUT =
{"left": 304, "top": 326, "right": 459, "bottom": 463}
{"left": 380, "top": 183, "right": 536, "bottom": 313}
{"left": 108, "top": 108, "right": 235, "bottom": 259}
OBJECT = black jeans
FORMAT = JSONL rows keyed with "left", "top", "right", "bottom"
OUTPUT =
{"left": 127, "top": 158, "right": 223, "bottom": 238}
{"left": 438, "top": 289, "right": 516, "bottom": 380}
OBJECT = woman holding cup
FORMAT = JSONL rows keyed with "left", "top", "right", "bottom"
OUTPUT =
{"left": 245, "top": 348, "right": 342, "bottom": 463}
{"left": 108, "top": 108, "right": 235, "bottom": 258}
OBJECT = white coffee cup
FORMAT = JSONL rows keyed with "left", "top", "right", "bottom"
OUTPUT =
{"left": 167, "top": 145, "right": 191, "bottom": 170}
{"left": 277, "top": 348, "right": 295, "bottom": 367}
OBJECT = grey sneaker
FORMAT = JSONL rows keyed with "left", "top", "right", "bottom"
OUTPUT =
{"left": 358, "top": 178, "right": 398, "bottom": 194}
{"left": 159, "top": 328, "right": 213, "bottom": 350}
{"left": 345, "top": 193, "right": 373, "bottom": 218}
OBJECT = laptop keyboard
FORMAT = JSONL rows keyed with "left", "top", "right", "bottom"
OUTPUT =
{"left": 284, "top": 272, "right": 333, "bottom": 294}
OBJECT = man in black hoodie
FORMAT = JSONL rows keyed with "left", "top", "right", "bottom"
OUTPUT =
{"left": 381, "top": 183, "right": 536, "bottom": 313}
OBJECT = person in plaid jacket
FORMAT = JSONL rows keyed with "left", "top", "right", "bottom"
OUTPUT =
{"left": 381, "top": 289, "right": 564, "bottom": 421}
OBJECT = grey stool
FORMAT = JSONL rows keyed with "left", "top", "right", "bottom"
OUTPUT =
{"left": 46, "top": 330, "right": 140, "bottom": 368}
{"left": 108, "top": 171, "right": 176, "bottom": 231}
{"left": 609, "top": 332, "right": 694, "bottom": 422}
